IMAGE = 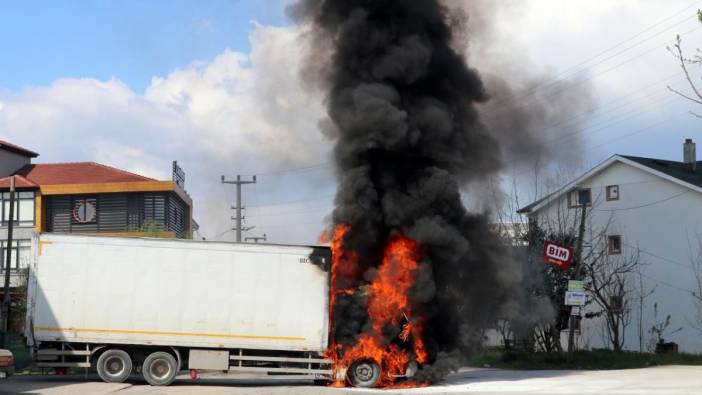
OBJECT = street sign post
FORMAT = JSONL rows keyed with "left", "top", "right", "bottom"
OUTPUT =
{"left": 568, "top": 280, "right": 584, "bottom": 292}
{"left": 565, "top": 291, "right": 587, "bottom": 306}
{"left": 543, "top": 241, "right": 573, "bottom": 270}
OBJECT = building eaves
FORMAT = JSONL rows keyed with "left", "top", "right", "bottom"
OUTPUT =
{"left": 0, "top": 140, "right": 39, "bottom": 158}
{"left": 0, "top": 174, "right": 39, "bottom": 189}
{"left": 14, "top": 162, "right": 156, "bottom": 185}
{"left": 518, "top": 154, "right": 702, "bottom": 215}
{"left": 619, "top": 155, "right": 702, "bottom": 188}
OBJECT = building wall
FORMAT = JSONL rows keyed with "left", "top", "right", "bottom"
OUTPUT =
{"left": 44, "top": 192, "right": 189, "bottom": 238}
{"left": 0, "top": 189, "right": 189, "bottom": 287}
{"left": 0, "top": 151, "right": 30, "bottom": 178}
{"left": 0, "top": 190, "right": 36, "bottom": 287}
{"left": 532, "top": 161, "right": 702, "bottom": 353}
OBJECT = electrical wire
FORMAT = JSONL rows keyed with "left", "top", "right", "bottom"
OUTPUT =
{"left": 639, "top": 271, "right": 696, "bottom": 295}
{"left": 246, "top": 204, "right": 335, "bottom": 219}
{"left": 622, "top": 240, "right": 695, "bottom": 270}
{"left": 212, "top": 228, "right": 234, "bottom": 239}
{"left": 226, "top": 6, "right": 702, "bottom": 181}
{"left": 247, "top": 193, "right": 336, "bottom": 209}
{"left": 482, "top": 24, "right": 702, "bottom": 123}
{"left": 480, "top": 3, "right": 702, "bottom": 119}
{"left": 594, "top": 191, "right": 690, "bottom": 212}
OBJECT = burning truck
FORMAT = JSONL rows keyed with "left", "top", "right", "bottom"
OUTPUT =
{"left": 23, "top": 233, "right": 423, "bottom": 388}
{"left": 22, "top": 0, "right": 557, "bottom": 389}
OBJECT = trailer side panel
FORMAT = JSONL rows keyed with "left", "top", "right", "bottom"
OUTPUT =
{"left": 27, "top": 234, "right": 330, "bottom": 352}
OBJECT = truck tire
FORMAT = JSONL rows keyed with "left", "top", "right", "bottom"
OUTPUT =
{"left": 348, "top": 360, "right": 381, "bottom": 388}
{"left": 142, "top": 351, "right": 178, "bottom": 386}
{"left": 96, "top": 349, "right": 132, "bottom": 383}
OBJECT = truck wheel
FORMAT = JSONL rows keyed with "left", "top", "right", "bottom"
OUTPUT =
{"left": 142, "top": 351, "right": 178, "bottom": 386}
{"left": 348, "top": 360, "right": 381, "bottom": 388}
{"left": 96, "top": 349, "right": 132, "bottom": 383}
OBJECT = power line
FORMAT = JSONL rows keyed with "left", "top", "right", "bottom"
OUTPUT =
{"left": 247, "top": 193, "right": 336, "bottom": 209}
{"left": 244, "top": 105, "right": 684, "bottom": 216}
{"left": 639, "top": 271, "right": 695, "bottom": 295}
{"left": 595, "top": 191, "right": 690, "bottom": 212}
{"left": 484, "top": 24, "right": 702, "bottom": 127}
{"left": 481, "top": 2, "right": 702, "bottom": 119}
{"left": 253, "top": 218, "right": 327, "bottom": 230}
{"left": 235, "top": 70, "right": 687, "bottom": 184}
{"left": 623, "top": 240, "right": 694, "bottom": 271}
{"left": 238, "top": 162, "right": 332, "bottom": 177}
{"left": 590, "top": 109, "right": 688, "bottom": 151}
{"left": 555, "top": 2, "right": 699, "bottom": 75}
{"left": 247, "top": 204, "right": 335, "bottom": 219}
{"left": 534, "top": 71, "right": 683, "bottom": 136}
{"left": 225, "top": 31, "right": 695, "bottom": 183}
{"left": 251, "top": 180, "right": 265, "bottom": 239}
{"left": 212, "top": 228, "right": 234, "bottom": 239}
{"left": 224, "top": 15, "right": 700, "bottom": 182}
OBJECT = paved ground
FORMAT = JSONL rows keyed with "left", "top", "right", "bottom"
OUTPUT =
{"left": 0, "top": 366, "right": 700, "bottom": 394}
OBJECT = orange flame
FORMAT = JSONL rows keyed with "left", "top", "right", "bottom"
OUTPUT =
{"left": 318, "top": 229, "right": 331, "bottom": 245}
{"left": 327, "top": 225, "right": 428, "bottom": 387}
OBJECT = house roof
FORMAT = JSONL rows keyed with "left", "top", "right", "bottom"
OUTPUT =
{"left": 518, "top": 154, "right": 702, "bottom": 214}
{"left": 620, "top": 155, "right": 702, "bottom": 188}
{"left": 13, "top": 162, "right": 156, "bottom": 186}
{"left": 0, "top": 175, "right": 38, "bottom": 189}
{"left": 0, "top": 140, "right": 39, "bottom": 158}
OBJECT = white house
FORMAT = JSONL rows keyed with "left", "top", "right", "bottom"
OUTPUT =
{"left": 519, "top": 139, "right": 702, "bottom": 353}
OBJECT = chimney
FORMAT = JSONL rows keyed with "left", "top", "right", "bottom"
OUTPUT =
{"left": 684, "top": 138, "right": 696, "bottom": 172}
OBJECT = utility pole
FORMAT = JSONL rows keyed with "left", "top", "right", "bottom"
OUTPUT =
{"left": 567, "top": 189, "right": 590, "bottom": 354}
{"left": 245, "top": 234, "right": 267, "bottom": 244}
{"left": 221, "top": 175, "right": 256, "bottom": 242}
{"left": 1, "top": 176, "right": 15, "bottom": 348}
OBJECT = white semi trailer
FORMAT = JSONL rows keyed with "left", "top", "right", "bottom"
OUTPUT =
{"left": 22, "top": 234, "right": 368, "bottom": 386}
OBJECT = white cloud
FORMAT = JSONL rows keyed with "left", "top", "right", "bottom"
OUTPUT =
{"left": 0, "top": 23, "right": 331, "bottom": 243}
{"left": 1, "top": 1, "right": 699, "bottom": 242}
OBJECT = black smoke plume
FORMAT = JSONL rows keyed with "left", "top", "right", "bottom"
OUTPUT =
{"left": 291, "top": 0, "right": 593, "bottom": 383}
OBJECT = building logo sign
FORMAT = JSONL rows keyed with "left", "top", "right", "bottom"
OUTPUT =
{"left": 73, "top": 199, "right": 97, "bottom": 224}
{"left": 543, "top": 241, "right": 573, "bottom": 270}
{"left": 173, "top": 161, "right": 186, "bottom": 189}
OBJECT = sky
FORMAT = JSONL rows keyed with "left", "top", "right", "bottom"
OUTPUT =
{"left": 2, "top": 0, "right": 702, "bottom": 244}
{"left": 0, "top": 0, "right": 291, "bottom": 91}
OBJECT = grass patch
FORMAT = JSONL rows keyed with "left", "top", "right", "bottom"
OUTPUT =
{"left": 468, "top": 349, "right": 702, "bottom": 370}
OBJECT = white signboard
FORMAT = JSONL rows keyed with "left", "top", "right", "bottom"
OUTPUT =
{"left": 565, "top": 291, "right": 587, "bottom": 306}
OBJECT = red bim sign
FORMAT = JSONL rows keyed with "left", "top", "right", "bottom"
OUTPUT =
{"left": 543, "top": 242, "right": 573, "bottom": 270}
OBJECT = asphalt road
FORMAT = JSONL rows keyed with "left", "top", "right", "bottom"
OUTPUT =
{"left": 0, "top": 366, "right": 700, "bottom": 394}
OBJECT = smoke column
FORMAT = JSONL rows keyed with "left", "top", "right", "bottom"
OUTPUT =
{"left": 291, "top": 0, "right": 592, "bottom": 384}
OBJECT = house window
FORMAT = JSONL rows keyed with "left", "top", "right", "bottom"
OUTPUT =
{"left": 568, "top": 188, "right": 591, "bottom": 208}
{"left": 608, "top": 235, "right": 622, "bottom": 255}
{"left": 1, "top": 191, "right": 35, "bottom": 227}
{"left": 0, "top": 240, "right": 31, "bottom": 272}
{"left": 610, "top": 295, "right": 624, "bottom": 314}
{"left": 606, "top": 185, "right": 620, "bottom": 201}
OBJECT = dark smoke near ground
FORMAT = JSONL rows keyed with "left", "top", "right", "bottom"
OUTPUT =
{"left": 290, "top": 0, "right": 593, "bottom": 383}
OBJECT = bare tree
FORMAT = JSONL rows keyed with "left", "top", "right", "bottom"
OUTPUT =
{"left": 635, "top": 270, "right": 657, "bottom": 352}
{"left": 582, "top": 226, "right": 640, "bottom": 351}
{"left": 667, "top": 11, "right": 702, "bottom": 119}
{"left": 690, "top": 235, "right": 702, "bottom": 333}
{"left": 647, "top": 302, "right": 683, "bottom": 352}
